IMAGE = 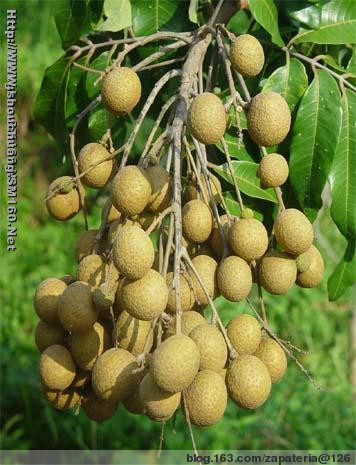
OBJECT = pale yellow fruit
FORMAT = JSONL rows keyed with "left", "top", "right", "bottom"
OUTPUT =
{"left": 247, "top": 92, "right": 291, "bottom": 147}
{"left": 296, "top": 252, "right": 312, "bottom": 273}
{"left": 188, "top": 255, "right": 218, "bottom": 306}
{"left": 258, "top": 153, "right": 289, "bottom": 188}
{"left": 112, "top": 166, "right": 151, "bottom": 216}
{"left": 42, "top": 386, "right": 80, "bottom": 410}
{"left": 101, "top": 67, "right": 141, "bottom": 115}
{"left": 107, "top": 201, "right": 121, "bottom": 223}
{"left": 76, "top": 254, "right": 108, "bottom": 289}
{"left": 254, "top": 337, "right": 287, "bottom": 383}
{"left": 58, "top": 281, "right": 98, "bottom": 332}
{"left": 258, "top": 250, "right": 297, "bottom": 295}
{"left": 145, "top": 165, "right": 172, "bottom": 212}
{"left": 217, "top": 256, "right": 252, "bottom": 301}
{"left": 108, "top": 218, "right": 141, "bottom": 244}
{"left": 114, "top": 310, "right": 153, "bottom": 355}
{"left": 189, "top": 324, "right": 227, "bottom": 371}
{"left": 35, "top": 321, "right": 66, "bottom": 353}
{"left": 46, "top": 176, "right": 82, "bottom": 221}
{"left": 182, "top": 199, "right": 213, "bottom": 244}
{"left": 187, "top": 92, "right": 227, "bottom": 145}
{"left": 229, "top": 218, "right": 268, "bottom": 261}
{"left": 164, "top": 311, "right": 205, "bottom": 339}
{"left": 39, "top": 344, "right": 76, "bottom": 390}
{"left": 230, "top": 34, "right": 265, "bottom": 77}
{"left": 92, "top": 347, "right": 139, "bottom": 402}
{"left": 35, "top": 278, "right": 67, "bottom": 324}
{"left": 186, "top": 173, "right": 222, "bottom": 205}
{"left": 150, "top": 334, "right": 200, "bottom": 393}
{"left": 226, "top": 355, "right": 271, "bottom": 409}
{"left": 226, "top": 314, "right": 261, "bottom": 355}
{"left": 166, "top": 272, "right": 195, "bottom": 314}
{"left": 92, "top": 282, "right": 117, "bottom": 314}
{"left": 297, "top": 245, "right": 324, "bottom": 288}
{"left": 123, "top": 369, "right": 146, "bottom": 415}
{"left": 274, "top": 208, "right": 314, "bottom": 255}
{"left": 75, "top": 229, "right": 98, "bottom": 263}
{"left": 185, "top": 370, "right": 227, "bottom": 426}
{"left": 209, "top": 215, "right": 235, "bottom": 258}
{"left": 78, "top": 142, "right": 113, "bottom": 188}
{"left": 82, "top": 389, "right": 118, "bottom": 422}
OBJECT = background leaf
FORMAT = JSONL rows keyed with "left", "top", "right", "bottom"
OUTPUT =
{"left": 224, "top": 192, "right": 264, "bottom": 221}
{"left": 216, "top": 131, "right": 256, "bottom": 162}
{"left": 96, "top": 0, "right": 132, "bottom": 32}
{"left": 248, "top": 0, "right": 284, "bottom": 47}
{"left": 188, "top": 0, "right": 198, "bottom": 24}
{"left": 131, "top": 0, "right": 181, "bottom": 35}
{"left": 328, "top": 239, "right": 355, "bottom": 301}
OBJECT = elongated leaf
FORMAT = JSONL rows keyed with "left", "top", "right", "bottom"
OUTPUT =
{"left": 97, "top": 0, "right": 132, "bottom": 32}
{"left": 248, "top": 0, "right": 284, "bottom": 47}
{"left": 65, "top": 57, "right": 89, "bottom": 129}
{"left": 262, "top": 58, "right": 308, "bottom": 112}
{"left": 328, "top": 239, "right": 355, "bottom": 301}
{"left": 329, "top": 89, "right": 356, "bottom": 241}
{"left": 347, "top": 46, "right": 356, "bottom": 74}
{"left": 224, "top": 192, "right": 264, "bottom": 221}
{"left": 289, "top": 70, "right": 342, "bottom": 221}
{"left": 188, "top": 0, "right": 198, "bottom": 24}
{"left": 214, "top": 161, "right": 278, "bottom": 203}
{"left": 294, "top": 0, "right": 356, "bottom": 44}
{"left": 286, "top": 1, "right": 322, "bottom": 29}
{"left": 216, "top": 131, "right": 256, "bottom": 162}
{"left": 131, "top": 0, "right": 181, "bottom": 35}
{"left": 86, "top": 52, "right": 110, "bottom": 99}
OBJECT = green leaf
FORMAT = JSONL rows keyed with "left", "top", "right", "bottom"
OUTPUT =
{"left": 87, "top": 107, "right": 112, "bottom": 141}
{"left": 293, "top": 0, "right": 356, "bottom": 45}
{"left": 289, "top": 70, "right": 342, "bottom": 221}
{"left": 96, "top": 0, "right": 132, "bottom": 32}
{"left": 329, "top": 89, "right": 356, "bottom": 241}
{"left": 328, "top": 239, "right": 355, "bottom": 301}
{"left": 213, "top": 161, "right": 278, "bottom": 203}
{"left": 86, "top": 52, "right": 110, "bottom": 99}
{"left": 286, "top": 1, "right": 322, "bottom": 29}
{"left": 248, "top": 0, "right": 284, "bottom": 47}
{"left": 188, "top": 0, "right": 198, "bottom": 24}
{"left": 262, "top": 58, "right": 308, "bottom": 112}
{"left": 216, "top": 131, "right": 255, "bottom": 162}
{"left": 347, "top": 46, "right": 356, "bottom": 74}
{"left": 228, "top": 9, "right": 250, "bottom": 34}
{"left": 224, "top": 192, "right": 264, "bottom": 221}
{"left": 131, "top": 0, "right": 180, "bottom": 35}
{"left": 65, "top": 57, "right": 88, "bottom": 129}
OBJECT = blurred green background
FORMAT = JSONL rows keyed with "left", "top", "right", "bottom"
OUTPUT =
{"left": 0, "top": 0, "right": 355, "bottom": 451}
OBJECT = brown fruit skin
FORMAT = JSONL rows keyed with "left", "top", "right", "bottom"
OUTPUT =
{"left": 226, "top": 355, "right": 271, "bottom": 409}
{"left": 150, "top": 334, "right": 200, "bottom": 393}
{"left": 71, "top": 321, "right": 112, "bottom": 371}
{"left": 297, "top": 245, "right": 324, "bottom": 288}
{"left": 188, "top": 255, "right": 218, "bottom": 306}
{"left": 258, "top": 153, "right": 289, "bottom": 188}
{"left": 187, "top": 93, "right": 227, "bottom": 145}
{"left": 101, "top": 67, "right": 141, "bottom": 115}
{"left": 226, "top": 314, "right": 261, "bottom": 355}
{"left": 254, "top": 337, "right": 287, "bottom": 383}
{"left": 123, "top": 387, "right": 144, "bottom": 415}
{"left": 139, "top": 373, "right": 181, "bottom": 422}
{"left": 58, "top": 281, "right": 98, "bottom": 333}
{"left": 164, "top": 311, "right": 205, "bottom": 339}
{"left": 189, "top": 324, "right": 227, "bottom": 372}
{"left": 76, "top": 254, "right": 108, "bottom": 289}
{"left": 186, "top": 173, "right": 222, "bottom": 205}
{"left": 145, "top": 165, "right": 172, "bottom": 212}
{"left": 46, "top": 176, "right": 82, "bottom": 221}
{"left": 112, "top": 225, "right": 154, "bottom": 280}
{"left": 229, "top": 218, "right": 268, "bottom": 262}
{"left": 185, "top": 370, "right": 227, "bottom": 427}
{"left": 166, "top": 272, "right": 195, "bottom": 314}
{"left": 217, "top": 256, "right": 252, "bottom": 302}
{"left": 39, "top": 345, "right": 76, "bottom": 390}
{"left": 42, "top": 386, "right": 80, "bottom": 410}
{"left": 35, "top": 321, "right": 66, "bottom": 353}
{"left": 209, "top": 215, "right": 235, "bottom": 258}
{"left": 258, "top": 251, "right": 297, "bottom": 295}
{"left": 75, "top": 229, "right": 98, "bottom": 263}
{"left": 274, "top": 208, "right": 314, "bottom": 255}
{"left": 247, "top": 92, "right": 291, "bottom": 147}
{"left": 182, "top": 199, "right": 213, "bottom": 244}
{"left": 112, "top": 166, "right": 151, "bottom": 217}
{"left": 35, "top": 278, "right": 67, "bottom": 324}
{"left": 114, "top": 310, "right": 153, "bottom": 355}
{"left": 92, "top": 348, "right": 139, "bottom": 402}
{"left": 82, "top": 389, "right": 118, "bottom": 422}
{"left": 121, "top": 269, "right": 168, "bottom": 321}
{"left": 71, "top": 369, "right": 91, "bottom": 388}
{"left": 78, "top": 142, "right": 113, "bottom": 188}
{"left": 230, "top": 34, "right": 265, "bottom": 78}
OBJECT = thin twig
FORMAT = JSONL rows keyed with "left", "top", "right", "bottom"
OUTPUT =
{"left": 182, "top": 391, "right": 198, "bottom": 454}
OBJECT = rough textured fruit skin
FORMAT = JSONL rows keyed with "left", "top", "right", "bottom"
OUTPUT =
{"left": 82, "top": 389, "right": 118, "bottom": 422}
{"left": 209, "top": 214, "right": 235, "bottom": 258}
{"left": 258, "top": 153, "right": 289, "bottom": 188}
{"left": 150, "top": 335, "right": 200, "bottom": 393}
{"left": 230, "top": 34, "right": 265, "bottom": 78}
{"left": 258, "top": 251, "right": 297, "bottom": 295}
{"left": 227, "top": 314, "right": 261, "bottom": 355}
{"left": 108, "top": 218, "right": 141, "bottom": 244}
{"left": 166, "top": 272, "right": 195, "bottom": 314}
{"left": 101, "top": 67, "right": 141, "bottom": 115}
{"left": 164, "top": 311, "right": 205, "bottom": 339}
{"left": 46, "top": 176, "right": 82, "bottom": 221}
{"left": 296, "top": 252, "right": 312, "bottom": 273}
{"left": 145, "top": 165, "right": 172, "bottom": 212}
{"left": 187, "top": 92, "right": 227, "bottom": 145}
{"left": 254, "top": 337, "right": 287, "bottom": 383}
{"left": 71, "top": 321, "right": 111, "bottom": 371}
{"left": 112, "top": 225, "right": 154, "bottom": 280}
{"left": 92, "top": 348, "right": 139, "bottom": 402}
{"left": 185, "top": 370, "right": 227, "bottom": 426}
{"left": 39, "top": 344, "right": 76, "bottom": 390}
{"left": 35, "top": 278, "right": 67, "bottom": 324}
{"left": 217, "top": 256, "right": 252, "bottom": 301}
{"left": 139, "top": 373, "right": 181, "bottom": 422}
{"left": 190, "top": 324, "right": 227, "bottom": 371}
{"left": 35, "top": 321, "right": 66, "bottom": 352}
{"left": 58, "top": 281, "right": 98, "bottom": 332}
{"left": 226, "top": 355, "right": 271, "bottom": 409}
{"left": 112, "top": 166, "right": 151, "bottom": 216}
{"left": 186, "top": 173, "right": 222, "bottom": 205}
{"left": 77, "top": 254, "right": 108, "bottom": 288}
{"left": 75, "top": 229, "right": 98, "bottom": 263}
{"left": 78, "top": 142, "right": 113, "bottom": 188}
{"left": 188, "top": 255, "right": 218, "bottom": 306}
{"left": 241, "top": 208, "right": 254, "bottom": 219}
{"left": 42, "top": 386, "right": 80, "bottom": 410}
{"left": 297, "top": 245, "right": 324, "bottom": 288}
{"left": 107, "top": 201, "right": 121, "bottom": 223}
{"left": 247, "top": 92, "right": 291, "bottom": 147}
{"left": 121, "top": 269, "right": 168, "bottom": 321}
{"left": 229, "top": 218, "right": 268, "bottom": 261}
{"left": 115, "top": 310, "right": 153, "bottom": 355}
{"left": 274, "top": 208, "right": 313, "bottom": 255}
{"left": 123, "top": 387, "right": 144, "bottom": 415}
{"left": 182, "top": 199, "right": 213, "bottom": 243}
